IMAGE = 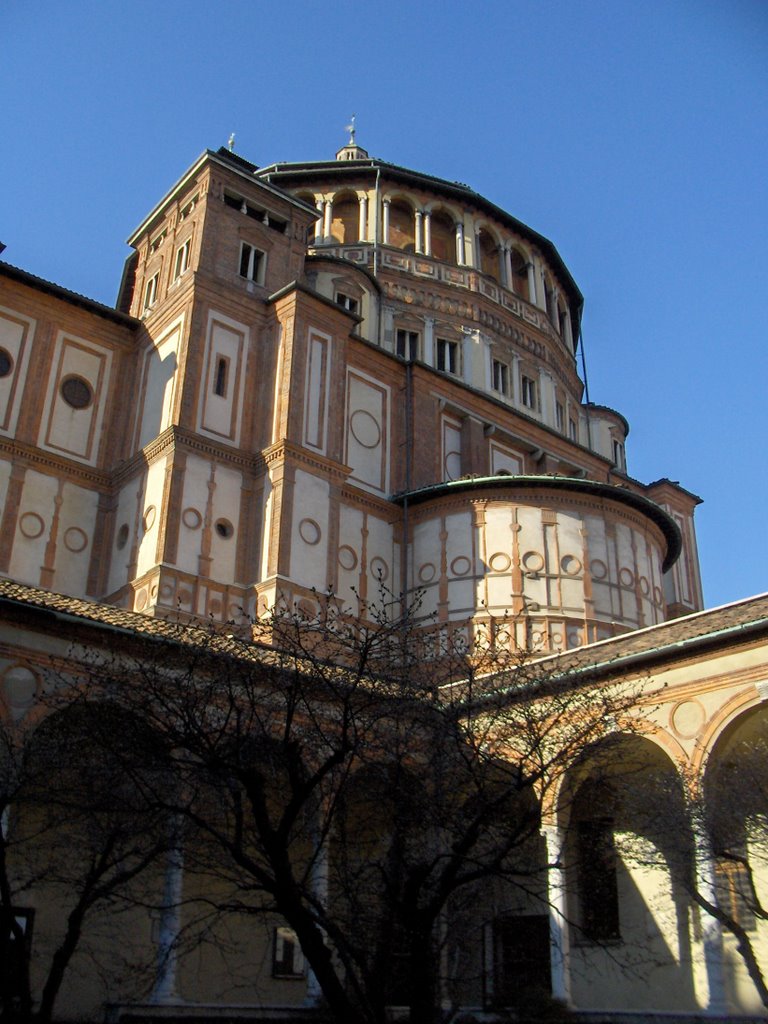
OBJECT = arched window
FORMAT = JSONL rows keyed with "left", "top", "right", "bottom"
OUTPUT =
{"left": 388, "top": 200, "right": 415, "bottom": 252}
{"left": 510, "top": 249, "right": 530, "bottom": 302}
{"left": 430, "top": 209, "right": 455, "bottom": 263}
{"left": 330, "top": 194, "right": 359, "bottom": 244}
{"left": 478, "top": 228, "right": 499, "bottom": 282}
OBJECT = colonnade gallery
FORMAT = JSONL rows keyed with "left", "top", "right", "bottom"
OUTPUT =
{"left": 0, "top": 136, "right": 765, "bottom": 1022}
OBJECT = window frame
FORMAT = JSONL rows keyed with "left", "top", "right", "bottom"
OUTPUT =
{"left": 143, "top": 272, "right": 159, "bottom": 311}
{"left": 492, "top": 358, "right": 509, "bottom": 396}
{"left": 239, "top": 241, "right": 266, "bottom": 285}
{"left": 521, "top": 374, "right": 537, "bottom": 410}
{"left": 436, "top": 337, "right": 459, "bottom": 376}
{"left": 272, "top": 925, "right": 305, "bottom": 978}
{"left": 173, "top": 238, "right": 191, "bottom": 281}
{"left": 396, "top": 328, "right": 420, "bottom": 361}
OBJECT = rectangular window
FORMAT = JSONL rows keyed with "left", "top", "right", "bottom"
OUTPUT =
{"left": 173, "top": 239, "right": 191, "bottom": 280}
{"left": 556, "top": 401, "right": 565, "bottom": 432}
{"left": 396, "top": 329, "right": 419, "bottom": 361}
{"left": 521, "top": 375, "right": 537, "bottom": 409}
{"left": 143, "top": 273, "right": 159, "bottom": 311}
{"left": 3, "top": 908, "right": 34, "bottom": 1007}
{"left": 335, "top": 292, "right": 359, "bottom": 314}
{"left": 239, "top": 242, "right": 265, "bottom": 284}
{"left": 213, "top": 356, "right": 229, "bottom": 397}
{"left": 577, "top": 820, "right": 620, "bottom": 941}
{"left": 569, "top": 418, "right": 578, "bottom": 441}
{"left": 273, "top": 926, "right": 305, "bottom": 977}
{"left": 437, "top": 338, "right": 458, "bottom": 375}
{"left": 492, "top": 359, "right": 509, "bottom": 396}
{"left": 612, "top": 439, "right": 626, "bottom": 470}
{"left": 715, "top": 856, "right": 756, "bottom": 931}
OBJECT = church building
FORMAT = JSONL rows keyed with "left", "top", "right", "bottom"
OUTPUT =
{"left": 0, "top": 134, "right": 765, "bottom": 1021}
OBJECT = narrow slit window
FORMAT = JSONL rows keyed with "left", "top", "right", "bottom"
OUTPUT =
{"left": 214, "top": 357, "right": 228, "bottom": 397}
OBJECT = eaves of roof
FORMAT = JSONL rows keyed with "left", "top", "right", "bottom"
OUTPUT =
{"left": 393, "top": 474, "right": 682, "bottom": 571}
{"left": 0, "top": 262, "right": 139, "bottom": 329}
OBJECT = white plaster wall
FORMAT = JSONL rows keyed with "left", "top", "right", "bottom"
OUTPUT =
{"left": 39, "top": 333, "right": 112, "bottom": 465}
{"left": 135, "top": 458, "right": 167, "bottom": 578}
{"left": 0, "top": 306, "right": 35, "bottom": 437}
{"left": 9, "top": 471, "right": 58, "bottom": 586}
{"left": 289, "top": 470, "right": 330, "bottom": 591}
{"left": 363, "top": 513, "right": 398, "bottom": 607}
{"left": 196, "top": 312, "right": 248, "bottom": 446}
{"left": 107, "top": 476, "right": 143, "bottom": 596}
{"left": 336, "top": 504, "right": 364, "bottom": 608}
{"left": 345, "top": 369, "right": 390, "bottom": 494}
{"left": 135, "top": 318, "right": 182, "bottom": 451}
{"left": 208, "top": 463, "right": 242, "bottom": 583}
{"left": 52, "top": 483, "right": 100, "bottom": 596}
{"left": 176, "top": 454, "right": 210, "bottom": 576}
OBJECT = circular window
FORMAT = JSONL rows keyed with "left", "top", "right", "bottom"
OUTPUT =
{"left": 215, "top": 518, "right": 234, "bottom": 539}
{"left": 61, "top": 375, "right": 93, "bottom": 409}
{"left": 0, "top": 349, "right": 13, "bottom": 378}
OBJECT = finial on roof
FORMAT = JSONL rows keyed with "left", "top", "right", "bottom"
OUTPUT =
{"left": 228, "top": 132, "right": 236, "bottom": 152}
{"left": 345, "top": 115, "right": 356, "bottom": 146}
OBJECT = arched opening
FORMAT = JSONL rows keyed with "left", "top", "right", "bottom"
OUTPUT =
{"left": 430, "top": 209, "right": 455, "bottom": 263}
{"left": 510, "top": 248, "right": 530, "bottom": 301}
{"left": 562, "top": 734, "right": 697, "bottom": 1011}
{"left": 388, "top": 199, "right": 415, "bottom": 252}
{"left": 704, "top": 706, "right": 768, "bottom": 943}
{"left": 330, "top": 193, "right": 359, "bottom": 244}
{"left": 478, "top": 228, "right": 500, "bottom": 282}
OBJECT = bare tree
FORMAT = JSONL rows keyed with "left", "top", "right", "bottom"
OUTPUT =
{"left": 72, "top": 594, "right": 646, "bottom": 1024}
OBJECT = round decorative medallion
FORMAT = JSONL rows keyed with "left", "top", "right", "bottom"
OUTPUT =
{"left": 182, "top": 507, "right": 202, "bottom": 530}
{"left": 60, "top": 375, "right": 93, "bottom": 410}
{"left": 297, "top": 599, "right": 317, "bottom": 620}
{"left": 349, "top": 409, "right": 381, "bottom": 449}
{"left": 489, "top": 552, "right": 511, "bottom": 573}
{"left": 177, "top": 589, "right": 192, "bottom": 606}
{"left": 338, "top": 545, "right": 358, "bottom": 571}
{"left": 671, "top": 699, "right": 706, "bottom": 739}
{"left": 653, "top": 585, "right": 664, "bottom": 605}
{"left": 590, "top": 559, "right": 608, "bottom": 580}
{"left": 522, "top": 551, "right": 545, "bottom": 573}
{"left": 160, "top": 583, "right": 175, "bottom": 599}
{"left": 639, "top": 575, "right": 650, "bottom": 596}
{"left": 142, "top": 505, "right": 156, "bottom": 532}
{"left": 619, "top": 567, "right": 635, "bottom": 587}
{"left": 560, "top": 555, "right": 582, "bottom": 576}
{"left": 567, "top": 630, "right": 582, "bottom": 648}
{"left": 370, "top": 556, "right": 389, "bottom": 581}
{"left": 135, "top": 588, "right": 148, "bottom": 611}
{"left": 209, "top": 599, "right": 222, "bottom": 615}
{"left": 63, "top": 527, "right": 88, "bottom": 553}
{"left": 299, "top": 518, "right": 321, "bottom": 545}
{"left": 19, "top": 512, "right": 44, "bottom": 539}
{"left": 450, "top": 555, "right": 472, "bottom": 577}
{"left": 418, "top": 562, "right": 436, "bottom": 583}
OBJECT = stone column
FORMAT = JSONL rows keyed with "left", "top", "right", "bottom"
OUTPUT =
{"left": 322, "top": 198, "right": 333, "bottom": 242}
{"left": 510, "top": 353, "right": 521, "bottom": 406}
{"left": 423, "top": 211, "right": 432, "bottom": 256}
{"left": 504, "top": 245, "right": 513, "bottom": 289}
{"left": 382, "top": 199, "right": 391, "bottom": 244}
{"left": 151, "top": 825, "right": 184, "bottom": 1004}
{"left": 542, "top": 825, "right": 572, "bottom": 1005}
{"left": 357, "top": 194, "right": 368, "bottom": 241}
{"left": 304, "top": 813, "right": 330, "bottom": 1006}
{"left": 455, "top": 222, "right": 465, "bottom": 265}
{"left": 692, "top": 820, "right": 728, "bottom": 1015}
{"left": 314, "top": 201, "right": 323, "bottom": 243}
{"left": 415, "top": 210, "right": 423, "bottom": 254}
{"left": 526, "top": 262, "right": 538, "bottom": 306}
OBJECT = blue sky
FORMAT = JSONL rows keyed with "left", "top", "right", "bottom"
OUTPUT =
{"left": 2, "top": 0, "right": 766, "bottom": 608}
